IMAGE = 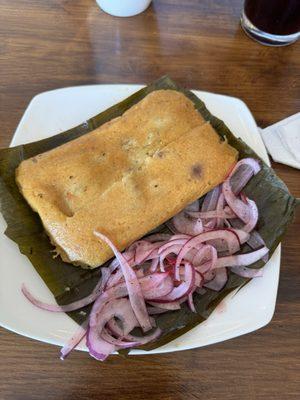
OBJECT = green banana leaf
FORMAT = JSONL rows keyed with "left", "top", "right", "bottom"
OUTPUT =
{"left": 0, "top": 76, "right": 297, "bottom": 352}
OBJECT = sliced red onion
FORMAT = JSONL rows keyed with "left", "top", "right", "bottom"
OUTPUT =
{"left": 105, "top": 324, "right": 161, "bottom": 349}
{"left": 192, "top": 245, "right": 217, "bottom": 271}
{"left": 149, "top": 257, "right": 159, "bottom": 273}
{"left": 143, "top": 247, "right": 162, "bottom": 263}
{"left": 196, "top": 261, "right": 212, "bottom": 275}
{"left": 145, "top": 233, "right": 172, "bottom": 242}
{"left": 188, "top": 293, "right": 196, "bottom": 313}
{"left": 23, "top": 267, "right": 172, "bottom": 317}
{"left": 205, "top": 238, "right": 227, "bottom": 254}
{"left": 203, "top": 269, "right": 216, "bottom": 283}
{"left": 90, "top": 272, "right": 174, "bottom": 327}
{"left": 188, "top": 266, "right": 202, "bottom": 312}
{"left": 157, "top": 238, "right": 189, "bottom": 271}
{"left": 230, "top": 219, "right": 268, "bottom": 262}
{"left": 204, "top": 219, "right": 217, "bottom": 229}
{"left": 229, "top": 158, "right": 261, "bottom": 195}
{"left": 223, "top": 159, "right": 261, "bottom": 223}
{"left": 105, "top": 269, "right": 124, "bottom": 290}
{"left": 123, "top": 328, "right": 162, "bottom": 345}
{"left": 170, "top": 201, "right": 199, "bottom": 236}
{"left": 152, "top": 262, "right": 195, "bottom": 302}
{"left": 23, "top": 261, "right": 115, "bottom": 313}
{"left": 172, "top": 211, "right": 203, "bottom": 236}
{"left": 100, "top": 266, "right": 116, "bottom": 291}
{"left": 207, "top": 228, "right": 249, "bottom": 255}
{"left": 147, "top": 306, "right": 169, "bottom": 314}
{"left": 175, "top": 229, "right": 240, "bottom": 280}
{"left": 247, "top": 230, "right": 269, "bottom": 263}
{"left": 229, "top": 228, "right": 250, "bottom": 245}
{"left": 207, "top": 228, "right": 249, "bottom": 254}
{"left": 215, "top": 246, "right": 269, "bottom": 269}
{"left": 60, "top": 320, "right": 88, "bottom": 360}
{"left": 241, "top": 198, "right": 259, "bottom": 233}
{"left": 106, "top": 319, "right": 124, "bottom": 338}
{"left": 201, "top": 185, "right": 221, "bottom": 212}
{"left": 140, "top": 242, "right": 164, "bottom": 264}
{"left": 147, "top": 301, "right": 181, "bottom": 310}
{"left": 106, "top": 315, "right": 137, "bottom": 338}
{"left": 87, "top": 298, "right": 136, "bottom": 361}
{"left": 247, "top": 230, "right": 266, "bottom": 249}
{"left": 159, "top": 243, "right": 183, "bottom": 271}
{"left": 216, "top": 193, "right": 225, "bottom": 228}
{"left": 158, "top": 238, "right": 189, "bottom": 255}
{"left": 187, "top": 207, "right": 236, "bottom": 220}
{"left": 108, "top": 250, "right": 134, "bottom": 270}
{"left": 127, "top": 241, "right": 163, "bottom": 266}
{"left": 94, "top": 231, "right": 152, "bottom": 332}
{"left": 89, "top": 292, "right": 122, "bottom": 328}
{"left": 140, "top": 273, "right": 174, "bottom": 300}
{"left": 240, "top": 192, "right": 248, "bottom": 204}
{"left": 195, "top": 271, "right": 203, "bottom": 286}
{"left": 183, "top": 247, "right": 200, "bottom": 264}
{"left": 223, "top": 180, "right": 252, "bottom": 223}
{"left": 129, "top": 240, "right": 156, "bottom": 264}
{"left": 204, "top": 268, "right": 228, "bottom": 291}
{"left": 22, "top": 283, "right": 100, "bottom": 313}
{"left": 171, "top": 234, "right": 192, "bottom": 240}
{"left": 230, "top": 265, "right": 263, "bottom": 278}
{"left": 101, "top": 329, "right": 140, "bottom": 348}
{"left": 107, "top": 257, "right": 120, "bottom": 271}
{"left": 201, "top": 185, "right": 221, "bottom": 228}
{"left": 87, "top": 326, "right": 116, "bottom": 361}
{"left": 224, "top": 218, "right": 231, "bottom": 228}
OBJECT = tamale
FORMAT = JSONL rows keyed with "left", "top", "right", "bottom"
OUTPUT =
{"left": 16, "top": 90, "right": 237, "bottom": 268}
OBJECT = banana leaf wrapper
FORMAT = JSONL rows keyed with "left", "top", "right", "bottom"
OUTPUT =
{"left": 0, "top": 76, "right": 297, "bottom": 352}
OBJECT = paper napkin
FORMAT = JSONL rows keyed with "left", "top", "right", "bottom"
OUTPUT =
{"left": 259, "top": 113, "right": 300, "bottom": 169}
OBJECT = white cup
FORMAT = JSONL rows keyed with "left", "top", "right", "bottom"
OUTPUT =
{"left": 96, "top": 0, "right": 152, "bottom": 17}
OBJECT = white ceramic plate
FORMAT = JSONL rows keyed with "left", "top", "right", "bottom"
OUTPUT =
{"left": 0, "top": 85, "right": 280, "bottom": 355}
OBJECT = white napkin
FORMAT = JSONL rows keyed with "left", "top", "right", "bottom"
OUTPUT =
{"left": 259, "top": 113, "right": 300, "bottom": 169}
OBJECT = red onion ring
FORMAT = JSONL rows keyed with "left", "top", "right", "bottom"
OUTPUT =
{"left": 192, "top": 245, "right": 217, "bottom": 270}
{"left": 147, "top": 301, "right": 181, "bottom": 310}
{"left": 241, "top": 198, "right": 259, "bottom": 233}
{"left": 187, "top": 207, "right": 236, "bottom": 220}
{"left": 152, "top": 262, "right": 195, "bottom": 302}
{"left": 204, "top": 268, "right": 228, "bottom": 291}
{"left": 201, "top": 185, "right": 221, "bottom": 212}
{"left": 90, "top": 272, "right": 174, "bottom": 327}
{"left": 222, "top": 159, "right": 261, "bottom": 224}
{"left": 94, "top": 231, "right": 152, "bottom": 332}
{"left": 175, "top": 229, "right": 241, "bottom": 280}
{"left": 230, "top": 265, "right": 263, "bottom": 278}
{"left": 172, "top": 211, "right": 203, "bottom": 236}
{"left": 21, "top": 282, "right": 101, "bottom": 313}
{"left": 229, "top": 158, "right": 261, "bottom": 195}
{"left": 188, "top": 293, "right": 196, "bottom": 312}
{"left": 214, "top": 246, "right": 269, "bottom": 269}
{"left": 87, "top": 298, "right": 137, "bottom": 360}
{"left": 60, "top": 320, "right": 88, "bottom": 360}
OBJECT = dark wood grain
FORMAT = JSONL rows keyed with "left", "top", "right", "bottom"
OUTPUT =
{"left": 0, "top": 1, "right": 299, "bottom": 399}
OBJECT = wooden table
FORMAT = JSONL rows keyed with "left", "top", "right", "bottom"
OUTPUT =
{"left": 0, "top": 1, "right": 299, "bottom": 399}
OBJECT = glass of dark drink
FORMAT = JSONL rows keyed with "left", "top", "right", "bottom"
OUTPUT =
{"left": 241, "top": 0, "right": 300, "bottom": 46}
